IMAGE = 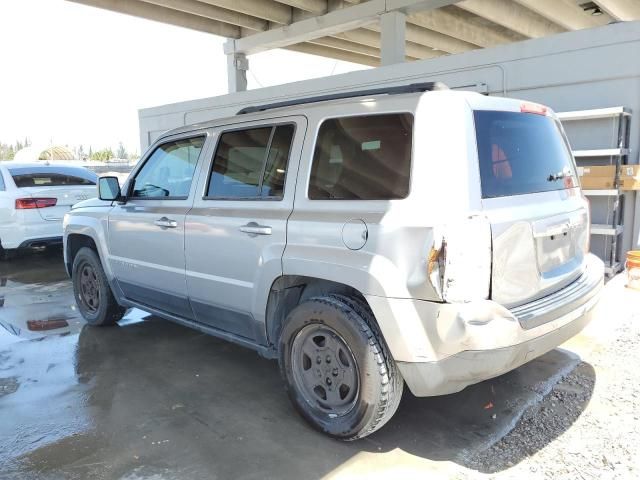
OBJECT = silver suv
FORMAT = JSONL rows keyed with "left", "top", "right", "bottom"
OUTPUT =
{"left": 64, "top": 84, "right": 603, "bottom": 440}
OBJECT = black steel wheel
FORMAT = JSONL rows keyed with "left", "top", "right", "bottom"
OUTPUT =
{"left": 279, "top": 295, "right": 403, "bottom": 440}
{"left": 78, "top": 263, "right": 100, "bottom": 314}
{"left": 291, "top": 324, "right": 359, "bottom": 416}
{"left": 72, "top": 247, "right": 125, "bottom": 326}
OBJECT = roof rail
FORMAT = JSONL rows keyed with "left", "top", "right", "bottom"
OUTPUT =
{"left": 236, "top": 81, "right": 448, "bottom": 115}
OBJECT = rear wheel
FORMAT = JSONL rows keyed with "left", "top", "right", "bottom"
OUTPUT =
{"left": 72, "top": 247, "right": 125, "bottom": 326}
{"left": 279, "top": 295, "right": 403, "bottom": 440}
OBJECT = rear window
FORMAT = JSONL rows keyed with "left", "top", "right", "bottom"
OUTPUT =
{"left": 309, "top": 113, "right": 413, "bottom": 200}
{"left": 9, "top": 168, "right": 97, "bottom": 188}
{"left": 474, "top": 111, "right": 577, "bottom": 198}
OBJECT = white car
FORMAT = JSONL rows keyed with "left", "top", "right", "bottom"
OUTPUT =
{"left": 0, "top": 162, "right": 98, "bottom": 259}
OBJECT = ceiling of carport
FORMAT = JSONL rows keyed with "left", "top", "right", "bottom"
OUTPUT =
{"left": 67, "top": 0, "right": 640, "bottom": 66}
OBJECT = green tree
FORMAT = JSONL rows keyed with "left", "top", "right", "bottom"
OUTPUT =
{"left": 90, "top": 147, "right": 114, "bottom": 162}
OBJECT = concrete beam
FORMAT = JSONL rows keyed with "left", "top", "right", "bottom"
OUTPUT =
{"left": 334, "top": 28, "right": 444, "bottom": 58}
{"left": 512, "top": 0, "right": 609, "bottom": 30}
{"left": 226, "top": 0, "right": 459, "bottom": 55}
{"left": 380, "top": 11, "right": 406, "bottom": 65}
{"left": 68, "top": 0, "right": 240, "bottom": 37}
{"left": 593, "top": 0, "right": 640, "bottom": 21}
{"left": 309, "top": 36, "right": 380, "bottom": 58}
{"left": 138, "top": 0, "right": 268, "bottom": 31}
{"left": 226, "top": 49, "right": 249, "bottom": 92}
{"left": 409, "top": 7, "right": 520, "bottom": 47}
{"left": 457, "top": 0, "right": 565, "bottom": 38}
{"left": 286, "top": 42, "right": 380, "bottom": 66}
{"left": 367, "top": 22, "right": 478, "bottom": 53}
{"left": 274, "top": 0, "right": 327, "bottom": 15}
{"left": 198, "top": 0, "right": 292, "bottom": 25}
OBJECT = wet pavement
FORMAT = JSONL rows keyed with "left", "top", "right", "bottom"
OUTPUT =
{"left": 0, "top": 249, "right": 598, "bottom": 479}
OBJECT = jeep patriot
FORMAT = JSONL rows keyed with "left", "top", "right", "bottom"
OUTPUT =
{"left": 63, "top": 83, "right": 604, "bottom": 439}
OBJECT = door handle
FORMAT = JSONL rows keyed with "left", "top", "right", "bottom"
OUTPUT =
{"left": 154, "top": 217, "right": 178, "bottom": 228}
{"left": 239, "top": 222, "right": 272, "bottom": 236}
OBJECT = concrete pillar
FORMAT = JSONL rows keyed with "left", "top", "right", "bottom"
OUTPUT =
{"left": 226, "top": 51, "right": 249, "bottom": 93}
{"left": 380, "top": 11, "right": 406, "bottom": 66}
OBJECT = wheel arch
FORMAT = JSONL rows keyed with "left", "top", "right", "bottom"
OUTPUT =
{"left": 264, "top": 275, "right": 373, "bottom": 348}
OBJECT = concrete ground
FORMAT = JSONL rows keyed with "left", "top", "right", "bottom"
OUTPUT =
{"left": 0, "top": 248, "right": 638, "bottom": 480}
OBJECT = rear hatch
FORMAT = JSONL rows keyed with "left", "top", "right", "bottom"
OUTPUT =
{"left": 10, "top": 166, "right": 97, "bottom": 221}
{"left": 474, "top": 107, "right": 590, "bottom": 308}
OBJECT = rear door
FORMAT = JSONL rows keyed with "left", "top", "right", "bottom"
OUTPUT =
{"left": 185, "top": 117, "right": 305, "bottom": 342}
{"left": 107, "top": 134, "right": 207, "bottom": 318}
{"left": 474, "top": 108, "right": 590, "bottom": 308}
{"left": 8, "top": 167, "right": 97, "bottom": 221}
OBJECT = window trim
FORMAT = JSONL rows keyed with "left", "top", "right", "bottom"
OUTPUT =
{"left": 203, "top": 121, "right": 297, "bottom": 202}
{"left": 307, "top": 111, "right": 415, "bottom": 201}
{"left": 127, "top": 133, "right": 207, "bottom": 201}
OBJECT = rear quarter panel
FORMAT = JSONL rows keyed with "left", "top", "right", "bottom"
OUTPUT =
{"left": 284, "top": 92, "right": 482, "bottom": 301}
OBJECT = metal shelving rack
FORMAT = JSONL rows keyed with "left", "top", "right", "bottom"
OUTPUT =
{"left": 557, "top": 106, "right": 632, "bottom": 276}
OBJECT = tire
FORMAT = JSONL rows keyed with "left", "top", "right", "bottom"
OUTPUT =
{"left": 72, "top": 247, "right": 125, "bottom": 326}
{"left": 279, "top": 295, "right": 404, "bottom": 440}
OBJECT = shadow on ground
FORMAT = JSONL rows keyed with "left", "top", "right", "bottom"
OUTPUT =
{"left": 0, "top": 249, "right": 595, "bottom": 480}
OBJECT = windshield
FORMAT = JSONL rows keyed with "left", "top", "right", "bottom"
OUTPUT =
{"left": 474, "top": 110, "right": 577, "bottom": 198}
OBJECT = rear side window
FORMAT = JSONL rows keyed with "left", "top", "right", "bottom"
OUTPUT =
{"left": 207, "top": 124, "right": 294, "bottom": 199}
{"left": 0, "top": 171, "right": 5, "bottom": 191}
{"left": 309, "top": 113, "right": 413, "bottom": 200}
{"left": 474, "top": 111, "right": 577, "bottom": 198}
{"left": 9, "top": 168, "right": 97, "bottom": 188}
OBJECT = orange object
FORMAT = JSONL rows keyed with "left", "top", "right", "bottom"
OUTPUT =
{"left": 626, "top": 250, "right": 640, "bottom": 290}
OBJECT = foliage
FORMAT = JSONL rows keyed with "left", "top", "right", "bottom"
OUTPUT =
{"left": 90, "top": 148, "right": 115, "bottom": 162}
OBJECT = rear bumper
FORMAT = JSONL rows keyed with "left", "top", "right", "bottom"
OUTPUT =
{"left": 368, "top": 254, "right": 604, "bottom": 396}
{"left": 0, "top": 216, "right": 63, "bottom": 250}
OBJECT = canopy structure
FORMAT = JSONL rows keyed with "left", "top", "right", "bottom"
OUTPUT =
{"left": 68, "top": 0, "right": 640, "bottom": 92}
{"left": 14, "top": 145, "right": 76, "bottom": 162}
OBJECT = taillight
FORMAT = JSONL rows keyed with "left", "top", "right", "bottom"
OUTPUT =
{"left": 427, "top": 216, "right": 492, "bottom": 303}
{"left": 15, "top": 198, "right": 57, "bottom": 209}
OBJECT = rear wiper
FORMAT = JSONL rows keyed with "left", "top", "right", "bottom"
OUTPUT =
{"left": 547, "top": 168, "right": 571, "bottom": 182}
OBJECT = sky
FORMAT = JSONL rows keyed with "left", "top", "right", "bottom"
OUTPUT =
{"left": 0, "top": 0, "right": 367, "bottom": 155}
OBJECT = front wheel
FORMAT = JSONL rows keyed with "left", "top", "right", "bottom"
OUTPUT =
{"left": 72, "top": 247, "right": 125, "bottom": 326}
{"left": 279, "top": 295, "right": 403, "bottom": 440}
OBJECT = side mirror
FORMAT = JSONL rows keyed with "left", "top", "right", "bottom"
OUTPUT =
{"left": 98, "top": 176, "right": 122, "bottom": 201}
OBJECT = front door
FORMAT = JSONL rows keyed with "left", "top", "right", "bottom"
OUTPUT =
{"left": 185, "top": 117, "right": 305, "bottom": 342}
{"left": 107, "top": 134, "right": 207, "bottom": 318}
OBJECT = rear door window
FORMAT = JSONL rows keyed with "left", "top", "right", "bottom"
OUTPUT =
{"left": 9, "top": 169, "right": 97, "bottom": 188}
{"left": 308, "top": 113, "right": 413, "bottom": 200}
{"left": 474, "top": 110, "right": 577, "bottom": 198}
{"left": 206, "top": 124, "right": 295, "bottom": 199}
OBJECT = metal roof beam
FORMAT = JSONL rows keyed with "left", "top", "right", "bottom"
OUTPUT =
{"left": 457, "top": 0, "right": 565, "bottom": 38}
{"left": 593, "top": 0, "right": 640, "bottom": 21}
{"left": 512, "top": 0, "right": 609, "bottom": 30}
{"left": 225, "top": 0, "right": 460, "bottom": 55}
{"left": 69, "top": 0, "right": 241, "bottom": 37}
